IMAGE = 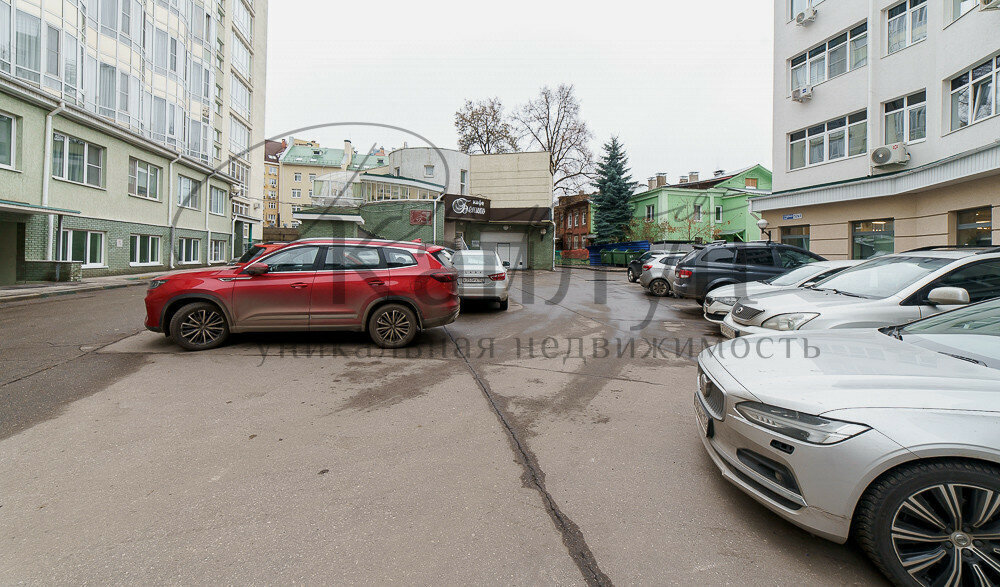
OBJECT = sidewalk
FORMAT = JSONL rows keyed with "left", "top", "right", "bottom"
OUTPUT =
{"left": 0, "top": 269, "right": 186, "bottom": 304}
{"left": 555, "top": 264, "right": 627, "bottom": 273}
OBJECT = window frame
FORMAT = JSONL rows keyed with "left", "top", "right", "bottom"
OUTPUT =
{"left": 209, "top": 185, "right": 227, "bottom": 216}
{"left": 178, "top": 237, "right": 201, "bottom": 264}
{"left": 949, "top": 57, "right": 1000, "bottom": 133}
{"left": 129, "top": 234, "right": 162, "bottom": 266}
{"left": 177, "top": 175, "right": 202, "bottom": 210}
{"left": 883, "top": 90, "right": 927, "bottom": 145}
{"left": 128, "top": 157, "right": 161, "bottom": 201}
{"left": 789, "top": 110, "right": 868, "bottom": 171}
{"left": 0, "top": 110, "right": 16, "bottom": 170}
{"left": 52, "top": 132, "right": 104, "bottom": 188}
{"left": 645, "top": 204, "right": 655, "bottom": 222}
{"left": 60, "top": 229, "right": 105, "bottom": 268}
{"left": 886, "top": 0, "right": 927, "bottom": 56}
{"left": 209, "top": 239, "right": 228, "bottom": 263}
{"left": 790, "top": 23, "right": 868, "bottom": 93}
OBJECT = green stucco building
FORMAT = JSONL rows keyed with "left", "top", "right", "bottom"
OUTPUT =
{"left": 630, "top": 165, "right": 772, "bottom": 243}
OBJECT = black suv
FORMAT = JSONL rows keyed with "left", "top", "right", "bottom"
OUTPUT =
{"left": 671, "top": 242, "right": 825, "bottom": 302}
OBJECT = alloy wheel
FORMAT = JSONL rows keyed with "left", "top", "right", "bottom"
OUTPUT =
{"left": 178, "top": 309, "right": 226, "bottom": 347}
{"left": 890, "top": 483, "right": 1000, "bottom": 586}
{"left": 375, "top": 309, "right": 411, "bottom": 343}
{"left": 651, "top": 280, "right": 668, "bottom": 296}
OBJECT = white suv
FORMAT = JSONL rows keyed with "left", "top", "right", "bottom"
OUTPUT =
{"left": 721, "top": 247, "right": 1000, "bottom": 338}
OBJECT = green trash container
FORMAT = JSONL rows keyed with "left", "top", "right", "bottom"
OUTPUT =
{"left": 600, "top": 249, "right": 614, "bottom": 265}
{"left": 625, "top": 250, "right": 644, "bottom": 264}
{"left": 611, "top": 249, "right": 628, "bottom": 266}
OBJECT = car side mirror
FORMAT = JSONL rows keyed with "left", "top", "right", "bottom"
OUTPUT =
{"left": 502, "top": 261, "right": 511, "bottom": 268}
{"left": 245, "top": 262, "right": 269, "bottom": 276}
{"left": 927, "top": 286, "right": 970, "bottom": 306}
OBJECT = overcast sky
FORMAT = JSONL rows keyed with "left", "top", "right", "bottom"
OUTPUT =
{"left": 264, "top": 0, "right": 773, "bottom": 186}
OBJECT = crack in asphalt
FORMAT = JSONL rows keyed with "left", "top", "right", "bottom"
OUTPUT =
{"left": 443, "top": 326, "right": 613, "bottom": 587}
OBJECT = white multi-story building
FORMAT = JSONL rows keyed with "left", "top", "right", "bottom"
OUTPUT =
{"left": 0, "top": 0, "right": 267, "bottom": 284}
{"left": 754, "top": 0, "right": 1000, "bottom": 259}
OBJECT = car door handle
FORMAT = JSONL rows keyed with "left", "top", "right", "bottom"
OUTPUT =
{"left": 290, "top": 282, "right": 309, "bottom": 289}
{"left": 366, "top": 278, "right": 385, "bottom": 286}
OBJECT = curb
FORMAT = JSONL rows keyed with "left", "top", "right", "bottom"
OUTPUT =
{"left": 556, "top": 264, "right": 627, "bottom": 273}
{"left": 0, "top": 280, "right": 150, "bottom": 304}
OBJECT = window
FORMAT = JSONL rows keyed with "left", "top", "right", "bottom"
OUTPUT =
{"left": 956, "top": 207, "right": 992, "bottom": 247}
{"left": 715, "top": 206, "right": 723, "bottom": 222}
{"left": 63, "top": 32, "right": 77, "bottom": 88}
{"left": 45, "top": 25, "right": 59, "bottom": 78}
{"left": 776, "top": 247, "right": 817, "bottom": 268}
{"left": 233, "top": 0, "right": 253, "bottom": 41}
{"left": 385, "top": 249, "right": 417, "bottom": 268}
{"left": 745, "top": 178, "right": 758, "bottom": 189}
{"left": 229, "top": 118, "right": 250, "bottom": 155}
{"left": 781, "top": 225, "right": 810, "bottom": 250}
{"left": 177, "top": 175, "right": 201, "bottom": 209}
{"left": 701, "top": 248, "right": 736, "bottom": 264}
{"left": 291, "top": 189, "right": 301, "bottom": 198}
{"left": 645, "top": 205, "right": 655, "bottom": 221}
{"left": 790, "top": 24, "right": 867, "bottom": 92}
{"left": 460, "top": 169, "right": 468, "bottom": 195}
{"left": 887, "top": 0, "right": 926, "bottom": 55}
{"left": 60, "top": 230, "right": 105, "bottom": 267}
{"left": 52, "top": 133, "right": 103, "bottom": 187}
{"left": 230, "top": 75, "right": 250, "bottom": 119}
{"left": 253, "top": 245, "right": 317, "bottom": 272}
{"left": 884, "top": 91, "right": 926, "bottom": 144}
{"left": 169, "top": 37, "right": 178, "bottom": 72}
{"left": 294, "top": 172, "right": 302, "bottom": 182}
{"left": 210, "top": 239, "right": 227, "bottom": 263}
{"left": 14, "top": 10, "right": 40, "bottom": 82}
{"left": 128, "top": 158, "right": 161, "bottom": 200}
{"left": 852, "top": 219, "right": 894, "bottom": 259}
{"left": 950, "top": 57, "right": 999, "bottom": 131}
{"left": 269, "top": 178, "right": 276, "bottom": 187}
{"left": 582, "top": 210, "right": 587, "bottom": 226}
{"left": 231, "top": 33, "right": 251, "bottom": 78}
{"left": 267, "top": 201, "right": 276, "bottom": 209}
{"left": 323, "top": 246, "right": 382, "bottom": 270}
{"left": 923, "top": 260, "right": 1000, "bottom": 304}
{"left": 950, "top": 0, "right": 976, "bottom": 23}
{"left": 209, "top": 186, "right": 226, "bottom": 215}
{"left": 178, "top": 238, "right": 200, "bottom": 264}
{"left": 737, "top": 248, "right": 776, "bottom": 266}
{"left": 0, "top": 2, "right": 10, "bottom": 74}
{"left": 0, "top": 112, "right": 14, "bottom": 168}
{"left": 693, "top": 204, "right": 702, "bottom": 222}
{"left": 424, "top": 164, "right": 434, "bottom": 177}
{"left": 129, "top": 234, "right": 161, "bottom": 266}
{"left": 789, "top": 111, "right": 867, "bottom": 170}
{"left": 308, "top": 173, "right": 316, "bottom": 182}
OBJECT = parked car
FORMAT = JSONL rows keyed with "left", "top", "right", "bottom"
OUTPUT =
{"left": 721, "top": 247, "right": 1000, "bottom": 338}
{"left": 451, "top": 250, "right": 512, "bottom": 310}
{"left": 672, "top": 242, "right": 825, "bottom": 303}
{"left": 695, "top": 298, "right": 1000, "bottom": 586}
{"left": 628, "top": 252, "right": 668, "bottom": 283}
{"left": 638, "top": 253, "right": 688, "bottom": 297}
{"left": 702, "top": 260, "right": 862, "bottom": 323}
{"left": 145, "top": 238, "right": 460, "bottom": 350}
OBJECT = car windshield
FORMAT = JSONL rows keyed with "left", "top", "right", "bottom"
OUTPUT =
{"left": 901, "top": 299, "right": 1000, "bottom": 338}
{"left": 234, "top": 245, "right": 267, "bottom": 265}
{"left": 809, "top": 256, "right": 953, "bottom": 299}
{"left": 766, "top": 264, "right": 826, "bottom": 287}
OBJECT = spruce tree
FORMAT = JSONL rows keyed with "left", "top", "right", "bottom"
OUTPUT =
{"left": 593, "top": 137, "right": 638, "bottom": 243}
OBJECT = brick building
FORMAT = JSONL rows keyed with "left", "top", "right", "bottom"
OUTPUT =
{"left": 555, "top": 192, "right": 594, "bottom": 252}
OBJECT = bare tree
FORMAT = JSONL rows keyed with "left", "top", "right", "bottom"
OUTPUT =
{"left": 454, "top": 98, "right": 518, "bottom": 154}
{"left": 513, "top": 84, "right": 594, "bottom": 196}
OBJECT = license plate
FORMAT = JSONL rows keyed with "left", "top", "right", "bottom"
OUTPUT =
{"left": 720, "top": 323, "right": 738, "bottom": 339}
{"left": 695, "top": 394, "right": 714, "bottom": 438}
{"left": 461, "top": 277, "right": 485, "bottom": 284}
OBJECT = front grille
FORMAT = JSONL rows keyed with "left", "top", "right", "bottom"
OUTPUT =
{"left": 698, "top": 367, "right": 726, "bottom": 419}
{"left": 731, "top": 302, "right": 764, "bottom": 324}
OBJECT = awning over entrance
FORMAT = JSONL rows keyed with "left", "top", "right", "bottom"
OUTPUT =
{"left": 0, "top": 199, "right": 80, "bottom": 216}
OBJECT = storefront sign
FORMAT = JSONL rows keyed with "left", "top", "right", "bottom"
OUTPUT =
{"left": 409, "top": 210, "right": 432, "bottom": 225}
{"left": 444, "top": 195, "right": 490, "bottom": 221}
{"left": 782, "top": 213, "right": 803, "bottom": 221}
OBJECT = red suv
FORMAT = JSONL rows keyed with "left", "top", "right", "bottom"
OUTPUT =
{"left": 145, "top": 238, "right": 460, "bottom": 350}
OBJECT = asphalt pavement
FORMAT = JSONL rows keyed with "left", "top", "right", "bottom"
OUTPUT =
{"left": 0, "top": 269, "right": 887, "bottom": 585}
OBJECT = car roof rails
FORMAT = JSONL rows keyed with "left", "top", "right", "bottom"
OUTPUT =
{"left": 902, "top": 245, "right": 1000, "bottom": 254}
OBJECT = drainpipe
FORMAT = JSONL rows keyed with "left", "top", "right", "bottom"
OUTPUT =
{"left": 42, "top": 102, "right": 67, "bottom": 261}
{"left": 166, "top": 153, "right": 183, "bottom": 269}
{"left": 431, "top": 191, "right": 446, "bottom": 245}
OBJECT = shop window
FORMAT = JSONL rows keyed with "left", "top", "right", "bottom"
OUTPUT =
{"left": 852, "top": 219, "right": 894, "bottom": 259}
{"left": 781, "top": 225, "right": 810, "bottom": 250}
{"left": 956, "top": 207, "right": 992, "bottom": 247}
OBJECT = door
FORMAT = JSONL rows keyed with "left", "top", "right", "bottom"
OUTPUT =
{"left": 309, "top": 245, "right": 388, "bottom": 329}
{"left": 230, "top": 245, "right": 322, "bottom": 330}
{"left": 495, "top": 243, "right": 525, "bottom": 270}
{"left": 737, "top": 247, "right": 783, "bottom": 282}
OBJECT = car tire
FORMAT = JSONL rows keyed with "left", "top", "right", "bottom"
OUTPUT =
{"left": 854, "top": 460, "right": 1000, "bottom": 587}
{"left": 169, "top": 302, "right": 230, "bottom": 351}
{"left": 627, "top": 268, "right": 637, "bottom": 282}
{"left": 649, "top": 279, "right": 670, "bottom": 297}
{"left": 497, "top": 299, "right": 509, "bottom": 311}
{"left": 368, "top": 303, "right": 419, "bottom": 348}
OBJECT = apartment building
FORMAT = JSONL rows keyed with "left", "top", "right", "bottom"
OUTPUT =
{"left": 0, "top": 0, "right": 267, "bottom": 284}
{"left": 754, "top": 0, "right": 1000, "bottom": 259}
{"left": 276, "top": 139, "right": 353, "bottom": 229}
{"left": 262, "top": 139, "right": 283, "bottom": 227}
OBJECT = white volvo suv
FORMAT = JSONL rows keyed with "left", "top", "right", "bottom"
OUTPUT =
{"left": 720, "top": 247, "right": 1000, "bottom": 339}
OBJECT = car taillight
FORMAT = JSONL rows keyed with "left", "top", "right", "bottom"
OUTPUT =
{"left": 488, "top": 272, "right": 506, "bottom": 281}
{"left": 430, "top": 271, "right": 457, "bottom": 283}
{"left": 677, "top": 269, "right": 693, "bottom": 279}
{"left": 642, "top": 264, "right": 652, "bottom": 271}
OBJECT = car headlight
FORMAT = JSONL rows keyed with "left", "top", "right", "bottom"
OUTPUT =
{"left": 761, "top": 312, "right": 819, "bottom": 331}
{"left": 736, "top": 402, "right": 870, "bottom": 444}
{"left": 148, "top": 279, "right": 168, "bottom": 290}
{"left": 713, "top": 296, "right": 740, "bottom": 306}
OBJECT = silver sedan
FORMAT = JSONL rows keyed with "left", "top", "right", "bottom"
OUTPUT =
{"left": 695, "top": 298, "right": 1000, "bottom": 586}
{"left": 452, "top": 250, "right": 512, "bottom": 311}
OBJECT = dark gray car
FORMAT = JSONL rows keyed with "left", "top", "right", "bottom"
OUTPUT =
{"left": 671, "top": 242, "right": 824, "bottom": 302}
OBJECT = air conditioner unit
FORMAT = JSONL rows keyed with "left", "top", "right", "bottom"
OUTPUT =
{"left": 871, "top": 142, "right": 910, "bottom": 167}
{"left": 201, "top": 106, "right": 211, "bottom": 118}
{"left": 982, "top": 0, "right": 1000, "bottom": 10}
{"left": 795, "top": 7, "right": 817, "bottom": 25}
{"left": 792, "top": 86, "right": 814, "bottom": 102}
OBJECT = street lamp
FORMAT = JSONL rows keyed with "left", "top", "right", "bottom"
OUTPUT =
{"left": 757, "top": 218, "right": 773, "bottom": 243}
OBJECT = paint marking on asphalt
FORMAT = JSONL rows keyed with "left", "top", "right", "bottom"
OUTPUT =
{"left": 443, "top": 326, "right": 613, "bottom": 587}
